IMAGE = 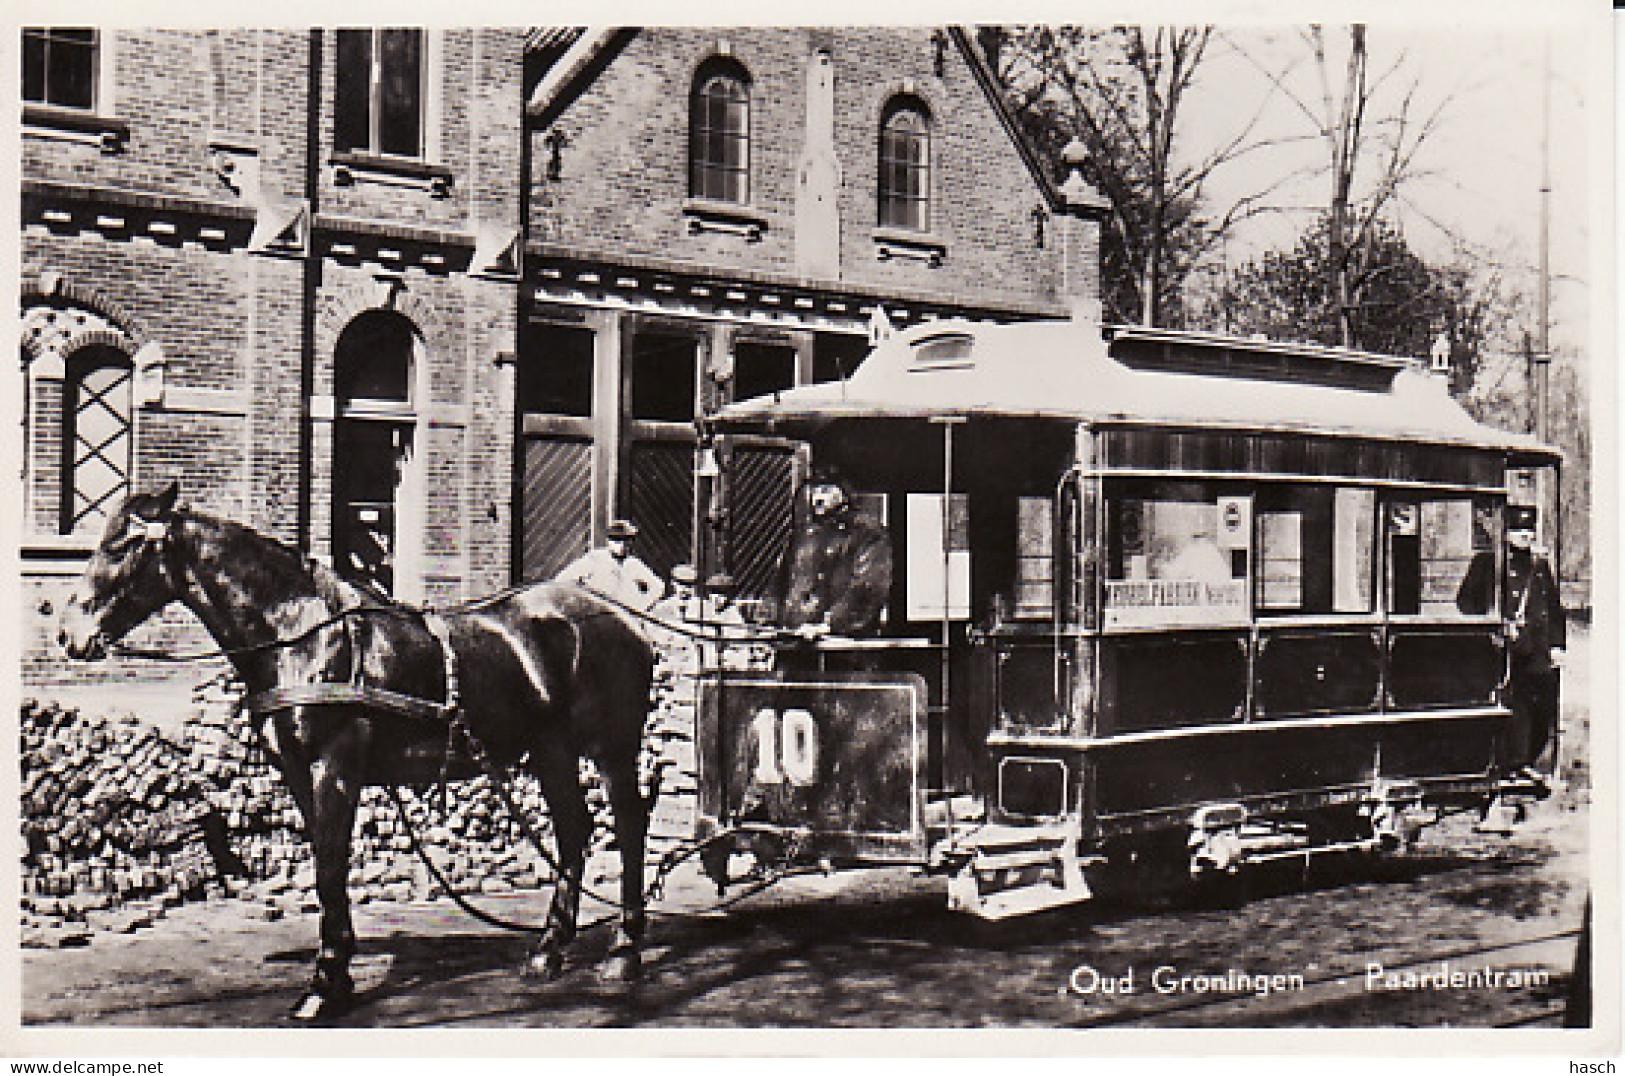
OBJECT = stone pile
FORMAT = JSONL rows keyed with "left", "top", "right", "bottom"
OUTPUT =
{"left": 20, "top": 698, "right": 257, "bottom": 949}
{"left": 20, "top": 628, "right": 762, "bottom": 947}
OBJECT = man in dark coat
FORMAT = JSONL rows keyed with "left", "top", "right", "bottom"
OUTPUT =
{"left": 1504, "top": 505, "right": 1565, "bottom": 772}
{"left": 778, "top": 469, "right": 892, "bottom": 637}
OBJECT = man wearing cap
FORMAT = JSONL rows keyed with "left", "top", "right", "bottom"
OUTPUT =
{"left": 1503, "top": 505, "right": 1565, "bottom": 772}
{"left": 778, "top": 466, "right": 892, "bottom": 638}
{"left": 654, "top": 563, "right": 705, "bottom": 623}
{"left": 557, "top": 519, "right": 665, "bottom": 612}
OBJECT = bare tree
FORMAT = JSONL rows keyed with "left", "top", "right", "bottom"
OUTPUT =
{"left": 1232, "top": 26, "right": 1457, "bottom": 346}
{"left": 986, "top": 26, "right": 1311, "bottom": 327}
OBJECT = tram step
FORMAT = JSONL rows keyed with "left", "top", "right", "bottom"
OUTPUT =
{"left": 947, "top": 876, "right": 1094, "bottom": 921}
{"left": 1242, "top": 836, "right": 1381, "bottom": 864}
{"left": 966, "top": 848, "right": 1064, "bottom": 873}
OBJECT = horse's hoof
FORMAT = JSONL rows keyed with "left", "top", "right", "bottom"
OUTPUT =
{"left": 522, "top": 951, "right": 566, "bottom": 982}
{"left": 601, "top": 950, "right": 642, "bottom": 983}
{"left": 289, "top": 989, "right": 352, "bottom": 1022}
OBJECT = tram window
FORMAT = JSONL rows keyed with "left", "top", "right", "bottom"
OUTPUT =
{"left": 1255, "top": 486, "right": 1375, "bottom": 614}
{"left": 1012, "top": 496, "right": 1054, "bottom": 619}
{"left": 905, "top": 492, "right": 970, "bottom": 620}
{"left": 1105, "top": 483, "right": 1247, "bottom": 628}
{"left": 1388, "top": 496, "right": 1498, "bottom": 616}
{"left": 1110, "top": 489, "right": 1229, "bottom": 583}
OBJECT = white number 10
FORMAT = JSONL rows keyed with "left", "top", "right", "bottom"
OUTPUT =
{"left": 751, "top": 708, "right": 819, "bottom": 786}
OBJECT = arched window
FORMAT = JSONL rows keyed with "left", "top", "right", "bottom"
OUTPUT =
{"left": 879, "top": 98, "right": 931, "bottom": 232}
{"left": 689, "top": 62, "right": 751, "bottom": 204}
{"left": 61, "top": 346, "right": 132, "bottom": 536}
{"left": 332, "top": 310, "right": 421, "bottom": 598}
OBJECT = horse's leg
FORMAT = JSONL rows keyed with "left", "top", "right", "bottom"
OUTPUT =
{"left": 522, "top": 747, "right": 592, "bottom": 980}
{"left": 597, "top": 753, "right": 647, "bottom": 981}
{"left": 301, "top": 752, "right": 362, "bottom": 1017}
{"left": 279, "top": 714, "right": 364, "bottom": 1020}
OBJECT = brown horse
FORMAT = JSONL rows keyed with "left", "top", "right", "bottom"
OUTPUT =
{"left": 58, "top": 483, "right": 655, "bottom": 1020}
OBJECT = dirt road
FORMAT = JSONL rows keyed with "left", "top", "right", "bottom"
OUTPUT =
{"left": 21, "top": 803, "right": 1587, "bottom": 1030}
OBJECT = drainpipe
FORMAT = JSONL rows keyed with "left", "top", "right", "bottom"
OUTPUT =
{"left": 512, "top": 50, "right": 533, "bottom": 585}
{"left": 297, "top": 29, "right": 322, "bottom": 556}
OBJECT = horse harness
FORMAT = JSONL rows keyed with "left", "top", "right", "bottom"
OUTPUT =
{"left": 242, "top": 607, "right": 462, "bottom": 730}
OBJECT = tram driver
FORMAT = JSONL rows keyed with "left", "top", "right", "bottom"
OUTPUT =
{"left": 1502, "top": 505, "right": 1565, "bottom": 774}
{"left": 777, "top": 465, "right": 893, "bottom": 639}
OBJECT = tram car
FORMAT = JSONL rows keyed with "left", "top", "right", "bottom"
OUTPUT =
{"left": 689, "top": 317, "right": 1560, "bottom": 918}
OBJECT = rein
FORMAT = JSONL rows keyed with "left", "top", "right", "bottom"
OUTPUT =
{"left": 105, "top": 604, "right": 391, "bottom": 663}
{"left": 106, "top": 588, "right": 787, "bottom": 664}
{"left": 88, "top": 510, "right": 813, "bottom": 933}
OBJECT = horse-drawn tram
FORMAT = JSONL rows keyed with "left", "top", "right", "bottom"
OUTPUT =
{"left": 694, "top": 317, "right": 1561, "bottom": 919}
{"left": 57, "top": 316, "right": 1563, "bottom": 1016}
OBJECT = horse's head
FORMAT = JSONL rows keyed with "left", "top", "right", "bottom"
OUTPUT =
{"left": 59, "top": 482, "right": 185, "bottom": 660}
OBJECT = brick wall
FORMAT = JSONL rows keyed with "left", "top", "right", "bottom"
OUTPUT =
{"left": 22, "top": 27, "right": 524, "bottom": 690}
{"left": 530, "top": 27, "right": 1068, "bottom": 314}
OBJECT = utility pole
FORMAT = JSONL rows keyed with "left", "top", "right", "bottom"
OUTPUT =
{"left": 1534, "top": 38, "right": 1552, "bottom": 446}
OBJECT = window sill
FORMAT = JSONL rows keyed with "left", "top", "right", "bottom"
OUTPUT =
{"left": 23, "top": 104, "right": 129, "bottom": 154}
{"left": 682, "top": 198, "right": 769, "bottom": 242}
{"left": 872, "top": 226, "right": 946, "bottom": 267}
{"left": 330, "top": 151, "right": 454, "bottom": 199}
{"left": 22, "top": 534, "right": 97, "bottom": 570}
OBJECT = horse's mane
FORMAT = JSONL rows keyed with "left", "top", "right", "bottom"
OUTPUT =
{"left": 183, "top": 507, "right": 390, "bottom": 615}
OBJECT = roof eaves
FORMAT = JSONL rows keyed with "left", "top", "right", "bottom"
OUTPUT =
{"left": 948, "top": 26, "right": 1110, "bottom": 218}
{"left": 525, "top": 27, "right": 636, "bottom": 125}
{"left": 525, "top": 27, "right": 584, "bottom": 59}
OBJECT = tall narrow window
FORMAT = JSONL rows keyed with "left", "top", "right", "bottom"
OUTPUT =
{"left": 61, "top": 347, "right": 132, "bottom": 536}
{"left": 23, "top": 28, "right": 97, "bottom": 110}
{"left": 879, "top": 99, "right": 930, "bottom": 231}
{"left": 335, "top": 28, "right": 425, "bottom": 158}
{"left": 333, "top": 311, "right": 421, "bottom": 598}
{"left": 689, "top": 63, "right": 750, "bottom": 203}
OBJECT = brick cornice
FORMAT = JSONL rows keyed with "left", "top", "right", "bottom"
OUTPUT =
{"left": 526, "top": 244, "right": 1068, "bottom": 325}
{"left": 22, "top": 179, "right": 504, "bottom": 273}
{"left": 22, "top": 178, "right": 255, "bottom": 225}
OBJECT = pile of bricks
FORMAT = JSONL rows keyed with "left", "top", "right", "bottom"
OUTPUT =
{"left": 19, "top": 631, "right": 764, "bottom": 947}
{"left": 20, "top": 697, "right": 263, "bottom": 949}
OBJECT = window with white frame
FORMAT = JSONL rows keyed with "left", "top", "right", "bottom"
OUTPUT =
{"left": 335, "top": 28, "right": 426, "bottom": 158}
{"left": 23, "top": 28, "right": 98, "bottom": 110}
{"left": 333, "top": 311, "right": 423, "bottom": 600}
{"left": 878, "top": 98, "right": 931, "bottom": 232}
{"left": 689, "top": 62, "right": 751, "bottom": 204}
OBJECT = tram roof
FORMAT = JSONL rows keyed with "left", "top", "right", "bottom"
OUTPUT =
{"left": 715, "top": 318, "right": 1558, "bottom": 461}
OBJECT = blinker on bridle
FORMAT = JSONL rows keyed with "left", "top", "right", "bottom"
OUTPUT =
{"left": 129, "top": 514, "right": 169, "bottom": 545}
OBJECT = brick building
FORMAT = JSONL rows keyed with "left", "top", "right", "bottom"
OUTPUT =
{"left": 18, "top": 26, "right": 1105, "bottom": 690}
{"left": 518, "top": 27, "right": 1105, "bottom": 588}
